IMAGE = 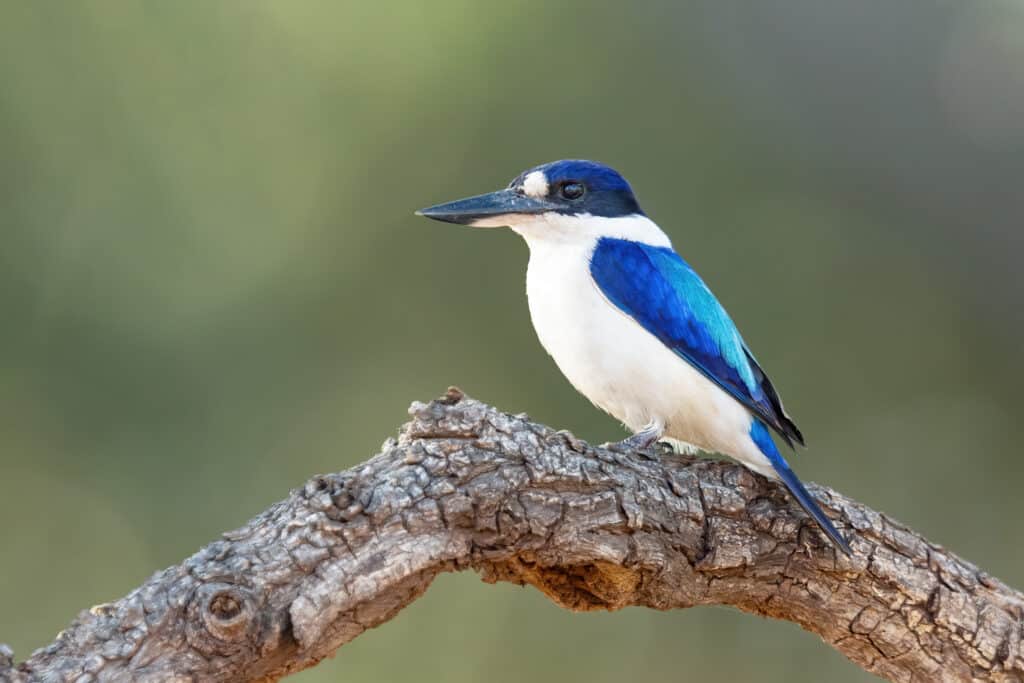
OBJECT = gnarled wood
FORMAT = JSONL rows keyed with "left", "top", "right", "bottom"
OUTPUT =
{"left": 3, "top": 388, "right": 1022, "bottom": 682}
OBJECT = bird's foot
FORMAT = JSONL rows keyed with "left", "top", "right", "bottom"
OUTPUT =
{"left": 603, "top": 424, "right": 664, "bottom": 458}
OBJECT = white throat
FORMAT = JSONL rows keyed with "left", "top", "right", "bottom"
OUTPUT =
{"left": 506, "top": 213, "right": 672, "bottom": 250}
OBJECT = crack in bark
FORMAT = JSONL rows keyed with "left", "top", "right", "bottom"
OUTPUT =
{"left": 2, "top": 388, "right": 1021, "bottom": 682}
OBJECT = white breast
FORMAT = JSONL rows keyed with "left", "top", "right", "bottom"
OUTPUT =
{"left": 514, "top": 214, "right": 763, "bottom": 471}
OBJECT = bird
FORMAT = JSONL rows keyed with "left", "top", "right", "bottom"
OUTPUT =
{"left": 417, "top": 159, "right": 851, "bottom": 555}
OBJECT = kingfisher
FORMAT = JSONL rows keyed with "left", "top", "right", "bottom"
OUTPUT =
{"left": 417, "top": 159, "right": 851, "bottom": 555}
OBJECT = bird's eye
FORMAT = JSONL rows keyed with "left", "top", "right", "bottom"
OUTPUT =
{"left": 560, "top": 182, "right": 585, "bottom": 200}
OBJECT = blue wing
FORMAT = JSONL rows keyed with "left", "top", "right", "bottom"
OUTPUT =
{"left": 589, "top": 237, "right": 804, "bottom": 447}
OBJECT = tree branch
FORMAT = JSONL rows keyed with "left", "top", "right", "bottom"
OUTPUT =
{"left": 3, "top": 388, "right": 1022, "bottom": 682}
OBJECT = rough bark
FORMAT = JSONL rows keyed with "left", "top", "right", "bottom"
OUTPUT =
{"left": 2, "top": 388, "right": 1022, "bottom": 683}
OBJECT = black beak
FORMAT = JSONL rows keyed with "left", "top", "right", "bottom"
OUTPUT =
{"left": 416, "top": 189, "right": 560, "bottom": 226}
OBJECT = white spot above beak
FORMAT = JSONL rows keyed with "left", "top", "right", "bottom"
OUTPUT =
{"left": 521, "top": 171, "right": 549, "bottom": 198}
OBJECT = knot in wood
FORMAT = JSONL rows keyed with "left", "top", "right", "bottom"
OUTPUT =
{"left": 209, "top": 592, "right": 243, "bottom": 622}
{"left": 185, "top": 583, "right": 257, "bottom": 656}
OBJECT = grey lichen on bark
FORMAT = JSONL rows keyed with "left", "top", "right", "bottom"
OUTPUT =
{"left": 2, "top": 388, "right": 1022, "bottom": 682}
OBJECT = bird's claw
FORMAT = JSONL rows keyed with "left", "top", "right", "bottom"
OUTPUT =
{"left": 603, "top": 432, "right": 662, "bottom": 459}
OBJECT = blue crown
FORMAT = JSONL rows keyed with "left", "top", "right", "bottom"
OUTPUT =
{"left": 511, "top": 160, "right": 643, "bottom": 218}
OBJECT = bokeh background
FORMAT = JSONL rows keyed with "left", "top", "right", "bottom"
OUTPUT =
{"left": 2, "top": 2, "right": 1022, "bottom": 681}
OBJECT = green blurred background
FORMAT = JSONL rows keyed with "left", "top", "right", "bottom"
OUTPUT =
{"left": 2, "top": 2, "right": 1022, "bottom": 681}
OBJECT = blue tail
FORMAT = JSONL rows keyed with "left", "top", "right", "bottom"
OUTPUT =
{"left": 750, "top": 420, "right": 852, "bottom": 555}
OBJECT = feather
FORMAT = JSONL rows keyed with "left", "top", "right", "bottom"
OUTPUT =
{"left": 589, "top": 237, "right": 804, "bottom": 447}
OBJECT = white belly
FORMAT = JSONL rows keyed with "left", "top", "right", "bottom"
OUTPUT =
{"left": 523, "top": 239, "right": 757, "bottom": 462}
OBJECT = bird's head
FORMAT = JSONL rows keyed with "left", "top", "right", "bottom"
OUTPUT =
{"left": 417, "top": 160, "right": 651, "bottom": 243}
